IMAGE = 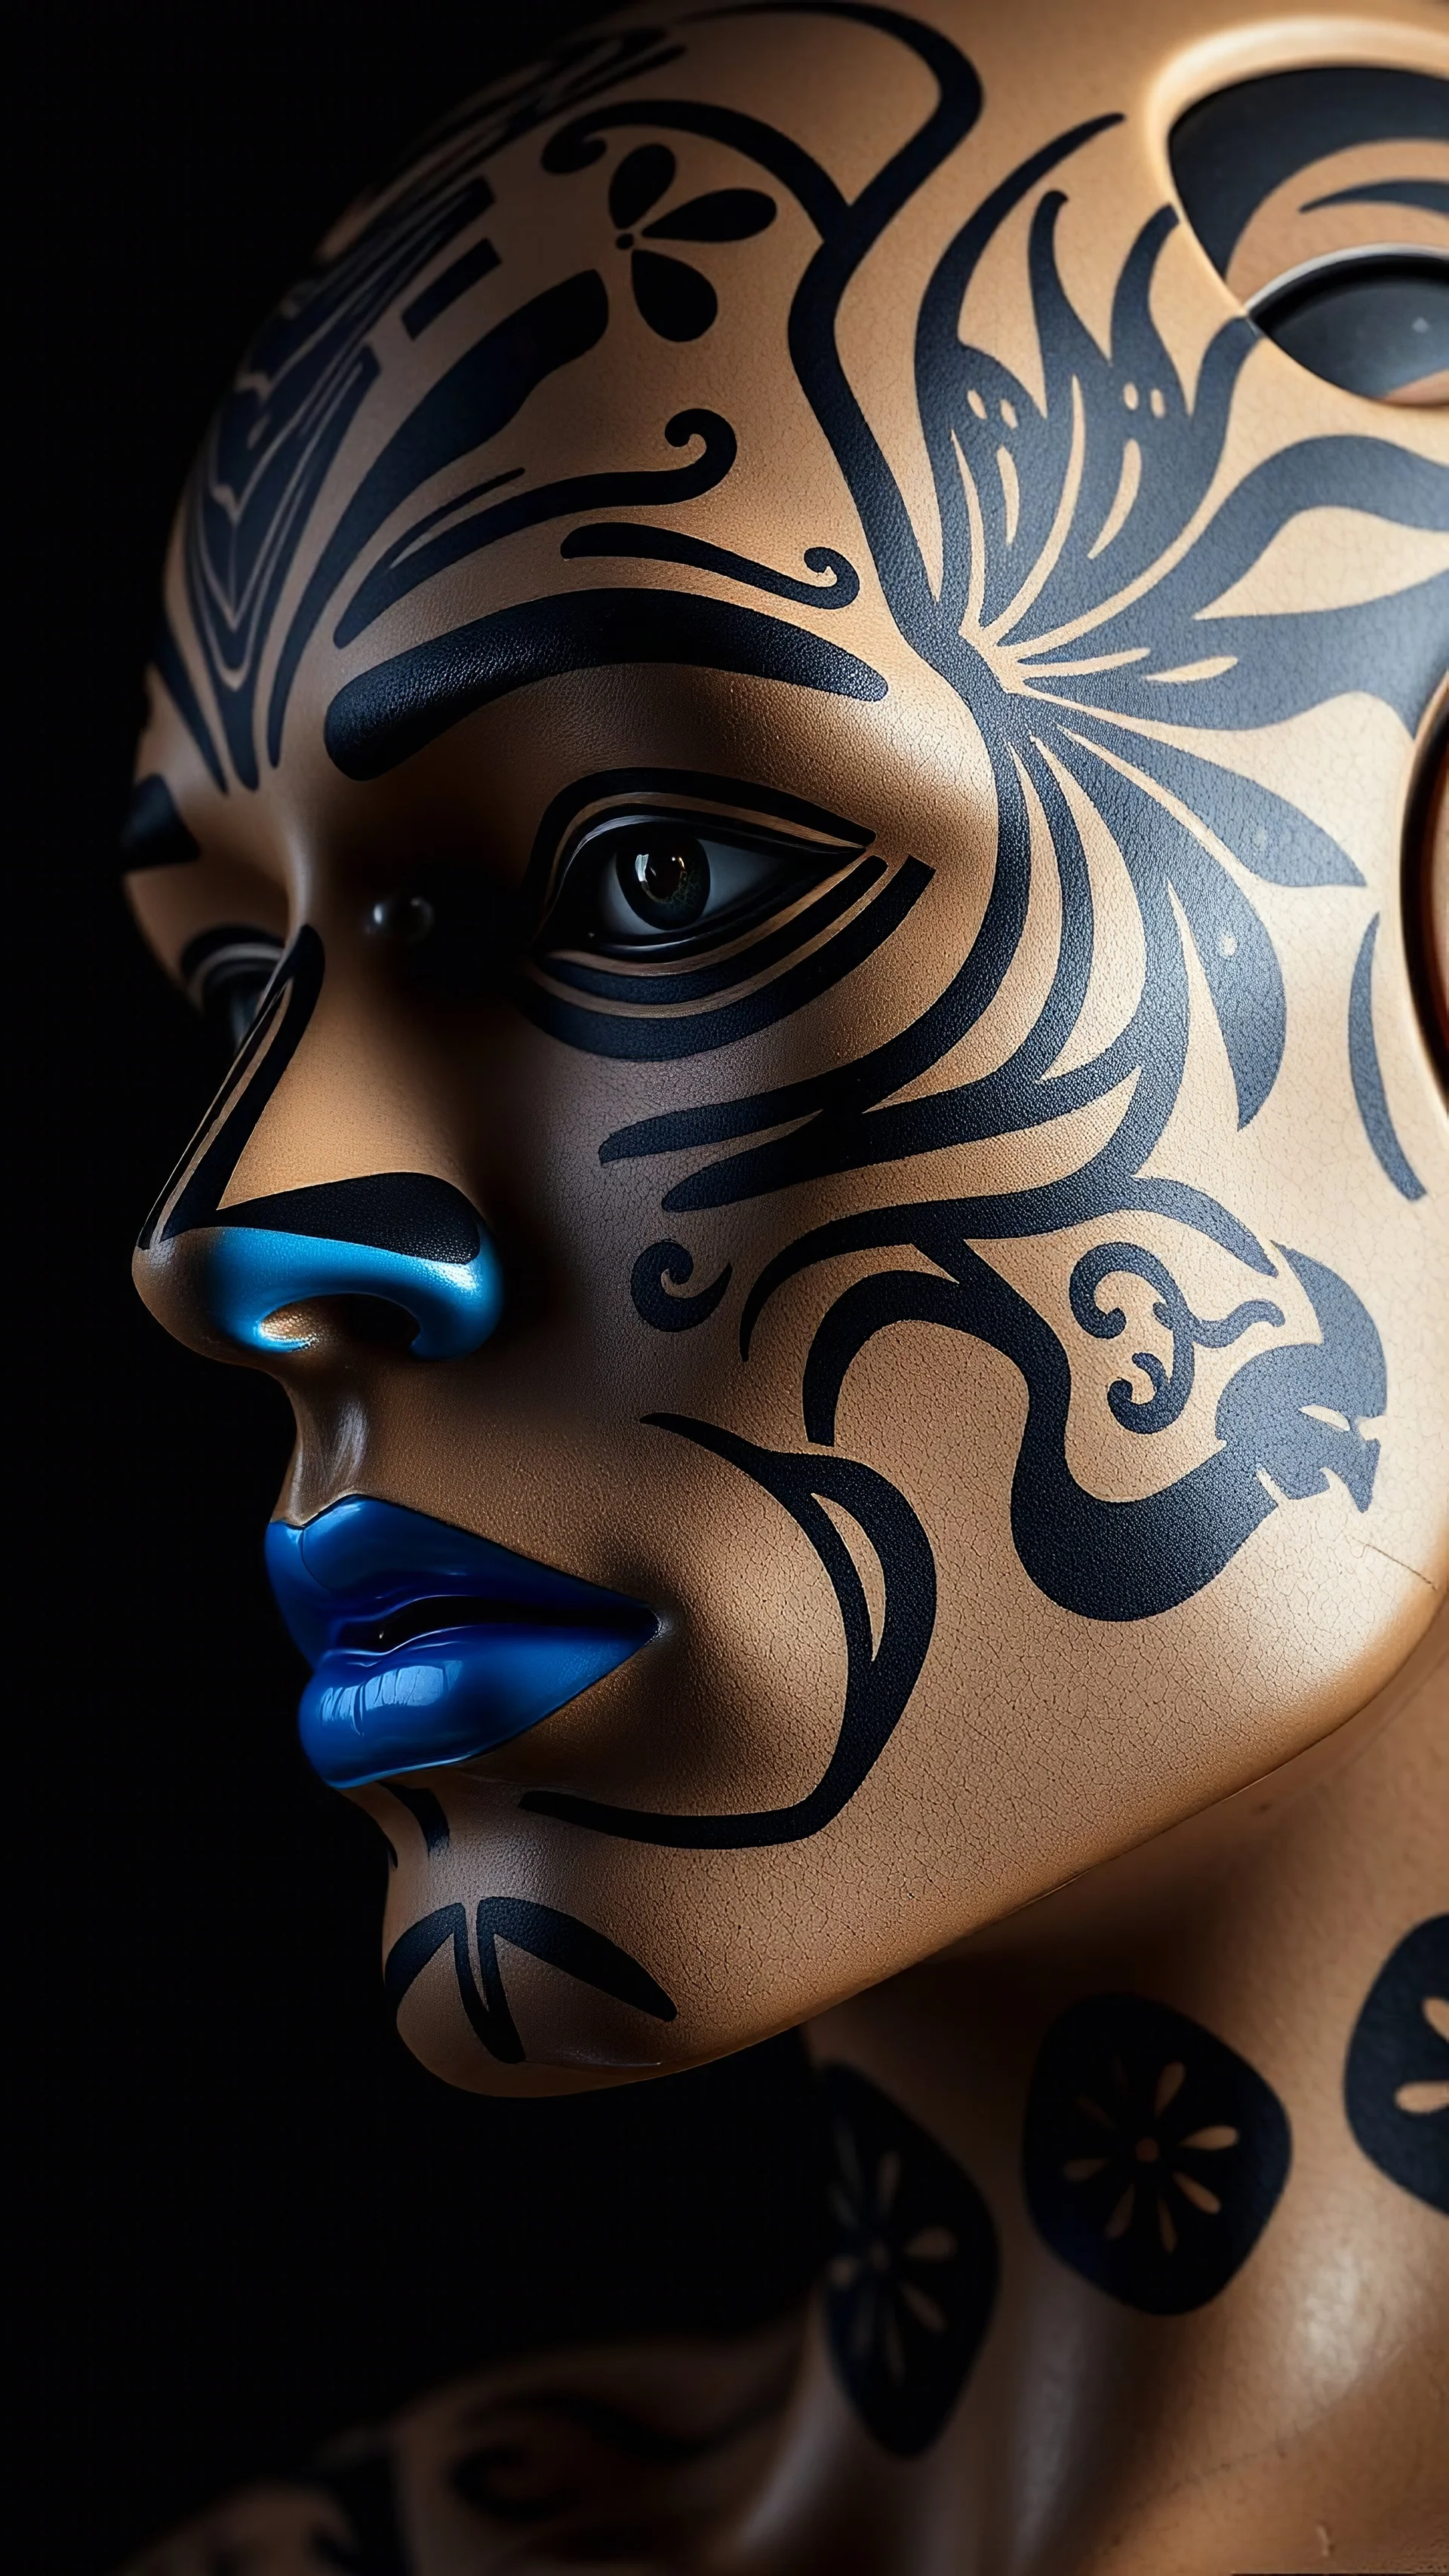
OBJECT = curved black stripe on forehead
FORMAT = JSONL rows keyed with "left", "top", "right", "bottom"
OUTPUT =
{"left": 266, "top": 270, "right": 611, "bottom": 768}
{"left": 324, "top": 588, "right": 888, "bottom": 779}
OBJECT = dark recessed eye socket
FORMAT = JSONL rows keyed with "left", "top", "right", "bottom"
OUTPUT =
{"left": 179, "top": 925, "right": 285, "bottom": 1055}
{"left": 1251, "top": 249, "right": 1449, "bottom": 402}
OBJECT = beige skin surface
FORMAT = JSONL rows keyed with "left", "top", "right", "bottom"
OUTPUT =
{"left": 122, "top": 0, "right": 1447, "bottom": 2564}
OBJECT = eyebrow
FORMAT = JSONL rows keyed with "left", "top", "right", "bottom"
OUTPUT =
{"left": 322, "top": 588, "right": 888, "bottom": 780}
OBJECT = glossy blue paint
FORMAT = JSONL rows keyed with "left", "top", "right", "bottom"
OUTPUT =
{"left": 204, "top": 1223, "right": 503, "bottom": 1358}
{"left": 267, "top": 1497, "right": 657, "bottom": 1788}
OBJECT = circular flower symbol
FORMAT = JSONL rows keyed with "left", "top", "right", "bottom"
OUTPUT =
{"left": 1057, "top": 2052, "right": 1242, "bottom": 2255}
{"left": 1345, "top": 1916, "right": 1449, "bottom": 2212}
{"left": 606, "top": 143, "right": 776, "bottom": 340}
{"left": 822, "top": 2065, "right": 998, "bottom": 2458}
{"left": 1023, "top": 1993, "right": 1291, "bottom": 2313}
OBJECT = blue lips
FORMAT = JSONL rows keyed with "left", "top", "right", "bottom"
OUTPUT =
{"left": 266, "top": 1497, "right": 657, "bottom": 1789}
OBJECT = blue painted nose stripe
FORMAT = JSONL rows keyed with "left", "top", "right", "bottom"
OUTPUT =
{"left": 202, "top": 1224, "right": 503, "bottom": 1359}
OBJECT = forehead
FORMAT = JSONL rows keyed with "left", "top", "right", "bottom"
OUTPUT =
{"left": 135, "top": 0, "right": 1448, "bottom": 858}
{"left": 146, "top": 12, "right": 930, "bottom": 835}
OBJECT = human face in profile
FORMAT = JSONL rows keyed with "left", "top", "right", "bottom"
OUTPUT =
{"left": 128, "top": 2, "right": 1448, "bottom": 2093}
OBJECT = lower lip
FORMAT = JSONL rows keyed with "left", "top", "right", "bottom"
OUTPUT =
{"left": 298, "top": 1618, "right": 649, "bottom": 1790}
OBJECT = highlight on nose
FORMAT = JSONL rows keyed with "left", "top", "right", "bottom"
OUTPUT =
{"left": 198, "top": 1171, "right": 502, "bottom": 1358}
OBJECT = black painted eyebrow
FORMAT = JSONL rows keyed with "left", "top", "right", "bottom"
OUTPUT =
{"left": 323, "top": 588, "right": 888, "bottom": 780}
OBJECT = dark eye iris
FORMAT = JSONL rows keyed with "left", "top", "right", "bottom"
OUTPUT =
{"left": 616, "top": 829, "right": 710, "bottom": 929}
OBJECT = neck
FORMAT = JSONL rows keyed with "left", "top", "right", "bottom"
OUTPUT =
{"left": 729, "top": 1608, "right": 1448, "bottom": 2576}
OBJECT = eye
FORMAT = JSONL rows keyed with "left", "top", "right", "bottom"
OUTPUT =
{"left": 180, "top": 925, "right": 285, "bottom": 1054}
{"left": 545, "top": 814, "right": 843, "bottom": 960}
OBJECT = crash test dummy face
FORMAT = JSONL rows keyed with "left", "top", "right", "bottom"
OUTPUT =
{"left": 128, "top": 0, "right": 1448, "bottom": 2099}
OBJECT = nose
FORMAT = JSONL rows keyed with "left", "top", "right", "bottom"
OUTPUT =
{"left": 134, "top": 927, "right": 503, "bottom": 1362}
{"left": 181, "top": 1170, "right": 502, "bottom": 1358}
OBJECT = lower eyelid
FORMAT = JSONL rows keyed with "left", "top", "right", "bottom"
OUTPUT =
{"left": 545, "top": 856, "right": 887, "bottom": 1008}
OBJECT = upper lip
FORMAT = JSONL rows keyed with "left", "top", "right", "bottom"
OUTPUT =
{"left": 267, "top": 1494, "right": 657, "bottom": 1667}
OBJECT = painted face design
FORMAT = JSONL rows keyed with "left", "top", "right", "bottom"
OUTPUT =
{"left": 128, "top": 4, "right": 1449, "bottom": 2093}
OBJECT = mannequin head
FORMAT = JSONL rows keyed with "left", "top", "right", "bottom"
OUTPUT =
{"left": 128, "top": 1, "right": 1448, "bottom": 2092}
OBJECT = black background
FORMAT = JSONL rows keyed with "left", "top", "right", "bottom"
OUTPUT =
{"left": 16, "top": 11, "right": 819, "bottom": 2566}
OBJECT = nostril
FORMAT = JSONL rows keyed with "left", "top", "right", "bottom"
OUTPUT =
{"left": 307, "top": 1293, "right": 424, "bottom": 1352}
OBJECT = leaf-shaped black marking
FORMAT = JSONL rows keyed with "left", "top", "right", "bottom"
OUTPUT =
{"left": 384, "top": 1896, "right": 677, "bottom": 2064}
{"left": 1064, "top": 727, "right": 1363, "bottom": 888}
{"left": 645, "top": 187, "right": 777, "bottom": 242}
{"left": 631, "top": 248, "right": 718, "bottom": 340}
{"left": 1167, "top": 833, "right": 1286, "bottom": 1131}
{"left": 609, "top": 142, "right": 675, "bottom": 228}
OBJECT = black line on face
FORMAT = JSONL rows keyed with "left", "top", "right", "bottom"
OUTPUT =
{"left": 331, "top": 406, "right": 738, "bottom": 652}
{"left": 559, "top": 519, "right": 860, "bottom": 610}
{"left": 136, "top": 926, "right": 324, "bottom": 1253}
{"left": 323, "top": 589, "right": 888, "bottom": 780}
{"left": 401, "top": 229, "right": 502, "bottom": 337}
{"left": 1302, "top": 177, "right": 1449, "bottom": 219}
{"left": 152, "top": 614, "right": 226, "bottom": 794}
{"left": 631, "top": 1240, "right": 733, "bottom": 1331}
{"left": 268, "top": 270, "right": 611, "bottom": 766}
{"left": 1348, "top": 916, "right": 1426, "bottom": 1201}
{"left": 386, "top": 1781, "right": 451, "bottom": 1852}
{"left": 383, "top": 1895, "right": 676, "bottom": 2064}
{"left": 521, "top": 1413, "right": 937, "bottom": 1849}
